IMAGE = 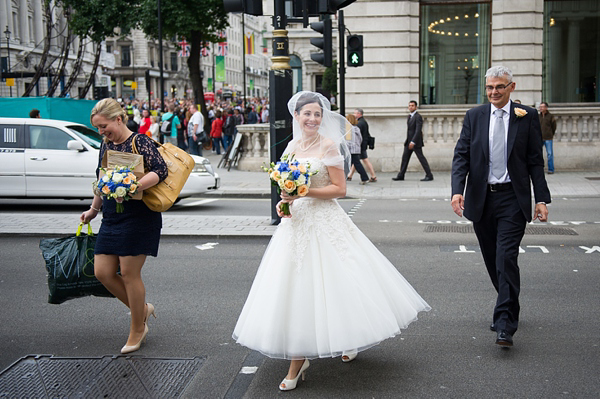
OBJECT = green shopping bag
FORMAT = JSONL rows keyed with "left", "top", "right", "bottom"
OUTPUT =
{"left": 40, "top": 223, "right": 114, "bottom": 304}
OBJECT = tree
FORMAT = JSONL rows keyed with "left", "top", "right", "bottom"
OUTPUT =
{"left": 58, "top": 0, "right": 141, "bottom": 98}
{"left": 138, "top": 0, "right": 228, "bottom": 132}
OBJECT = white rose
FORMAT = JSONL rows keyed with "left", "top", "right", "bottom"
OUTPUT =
{"left": 115, "top": 186, "right": 127, "bottom": 198}
{"left": 112, "top": 173, "right": 124, "bottom": 183}
{"left": 296, "top": 174, "right": 307, "bottom": 185}
{"left": 280, "top": 172, "right": 289, "bottom": 181}
{"left": 102, "top": 175, "right": 110, "bottom": 183}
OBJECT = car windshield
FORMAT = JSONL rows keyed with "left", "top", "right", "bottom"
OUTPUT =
{"left": 67, "top": 125, "right": 103, "bottom": 149}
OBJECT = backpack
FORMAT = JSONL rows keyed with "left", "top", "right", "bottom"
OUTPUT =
{"left": 160, "top": 113, "right": 176, "bottom": 134}
{"left": 131, "top": 135, "right": 195, "bottom": 212}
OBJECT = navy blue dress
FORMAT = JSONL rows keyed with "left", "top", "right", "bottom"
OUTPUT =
{"left": 95, "top": 134, "right": 168, "bottom": 257}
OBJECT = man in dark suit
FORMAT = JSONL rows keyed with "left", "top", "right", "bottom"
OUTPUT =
{"left": 393, "top": 101, "right": 433, "bottom": 181}
{"left": 451, "top": 66, "right": 551, "bottom": 347}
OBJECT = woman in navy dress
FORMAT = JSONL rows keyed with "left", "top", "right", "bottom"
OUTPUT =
{"left": 80, "top": 98, "right": 167, "bottom": 354}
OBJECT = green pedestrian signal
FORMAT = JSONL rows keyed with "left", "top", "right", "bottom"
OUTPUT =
{"left": 347, "top": 35, "right": 363, "bottom": 67}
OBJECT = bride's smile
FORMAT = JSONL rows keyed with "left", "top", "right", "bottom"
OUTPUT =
{"left": 295, "top": 103, "right": 322, "bottom": 136}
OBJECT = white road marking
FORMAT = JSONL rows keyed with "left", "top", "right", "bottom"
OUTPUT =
{"left": 179, "top": 199, "right": 219, "bottom": 207}
{"left": 195, "top": 242, "right": 219, "bottom": 250}
{"left": 240, "top": 367, "right": 258, "bottom": 374}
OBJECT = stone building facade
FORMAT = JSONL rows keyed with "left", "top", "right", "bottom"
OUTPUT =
{"left": 264, "top": 0, "right": 600, "bottom": 172}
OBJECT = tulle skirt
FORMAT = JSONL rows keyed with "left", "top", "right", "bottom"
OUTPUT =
{"left": 232, "top": 198, "right": 430, "bottom": 360}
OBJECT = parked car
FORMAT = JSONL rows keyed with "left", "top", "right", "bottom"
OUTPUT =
{"left": 0, "top": 118, "right": 220, "bottom": 200}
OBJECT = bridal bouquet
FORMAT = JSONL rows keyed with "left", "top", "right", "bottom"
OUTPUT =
{"left": 263, "top": 154, "right": 318, "bottom": 215}
{"left": 94, "top": 166, "right": 139, "bottom": 213}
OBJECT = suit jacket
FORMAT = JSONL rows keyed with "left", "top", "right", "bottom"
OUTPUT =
{"left": 405, "top": 112, "right": 424, "bottom": 147}
{"left": 357, "top": 116, "right": 371, "bottom": 150}
{"left": 451, "top": 102, "right": 551, "bottom": 223}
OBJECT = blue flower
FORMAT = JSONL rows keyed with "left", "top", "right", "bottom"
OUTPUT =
{"left": 291, "top": 169, "right": 302, "bottom": 180}
{"left": 276, "top": 162, "right": 291, "bottom": 173}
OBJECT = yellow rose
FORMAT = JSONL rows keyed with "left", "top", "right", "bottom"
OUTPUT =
{"left": 297, "top": 185, "right": 309, "bottom": 196}
{"left": 129, "top": 184, "right": 138, "bottom": 193}
{"left": 123, "top": 176, "right": 132, "bottom": 185}
{"left": 290, "top": 165, "right": 298, "bottom": 171}
{"left": 127, "top": 172, "right": 136, "bottom": 180}
{"left": 101, "top": 185, "right": 111, "bottom": 195}
{"left": 514, "top": 108, "right": 527, "bottom": 118}
{"left": 298, "top": 164, "right": 307, "bottom": 174}
{"left": 283, "top": 179, "right": 296, "bottom": 193}
{"left": 271, "top": 170, "right": 281, "bottom": 181}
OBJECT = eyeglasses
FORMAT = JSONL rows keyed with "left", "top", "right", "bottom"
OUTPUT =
{"left": 485, "top": 82, "right": 513, "bottom": 92}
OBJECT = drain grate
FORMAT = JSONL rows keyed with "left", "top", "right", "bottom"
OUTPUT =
{"left": 424, "top": 225, "right": 578, "bottom": 235}
{"left": 0, "top": 355, "right": 205, "bottom": 398}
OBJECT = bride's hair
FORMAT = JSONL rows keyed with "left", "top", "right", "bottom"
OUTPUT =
{"left": 286, "top": 91, "right": 351, "bottom": 172}
{"left": 294, "top": 92, "right": 323, "bottom": 114}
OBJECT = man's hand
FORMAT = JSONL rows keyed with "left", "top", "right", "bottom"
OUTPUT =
{"left": 451, "top": 194, "right": 464, "bottom": 217}
{"left": 533, "top": 203, "right": 548, "bottom": 222}
{"left": 408, "top": 142, "right": 415, "bottom": 150}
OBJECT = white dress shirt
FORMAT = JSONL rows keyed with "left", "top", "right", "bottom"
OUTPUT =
{"left": 488, "top": 101, "right": 512, "bottom": 184}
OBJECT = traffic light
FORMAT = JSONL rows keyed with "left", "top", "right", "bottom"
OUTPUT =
{"left": 318, "top": 0, "right": 357, "bottom": 14}
{"left": 222, "top": 0, "right": 262, "bottom": 16}
{"left": 347, "top": 34, "right": 363, "bottom": 67}
{"left": 93, "top": 86, "right": 108, "bottom": 100}
{"left": 310, "top": 18, "right": 332, "bottom": 67}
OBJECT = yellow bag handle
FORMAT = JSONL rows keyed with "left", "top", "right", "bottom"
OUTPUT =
{"left": 76, "top": 223, "right": 93, "bottom": 237}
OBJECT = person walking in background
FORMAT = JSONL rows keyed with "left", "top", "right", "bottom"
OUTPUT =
{"left": 149, "top": 116, "right": 159, "bottom": 141}
{"left": 80, "top": 98, "right": 166, "bottom": 354}
{"left": 223, "top": 109, "right": 236, "bottom": 151}
{"left": 261, "top": 104, "right": 269, "bottom": 123}
{"left": 210, "top": 110, "right": 224, "bottom": 155}
{"left": 347, "top": 108, "right": 377, "bottom": 182}
{"left": 138, "top": 109, "right": 152, "bottom": 137}
{"left": 539, "top": 102, "right": 557, "bottom": 174}
{"left": 29, "top": 109, "right": 41, "bottom": 118}
{"left": 161, "top": 104, "right": 180, "bottom": 146}
{"left": 451, "top": 66, "right": 551, "bottom": 348}
{"left": 187, "top": 105, "right": 203, "bottom": 156}
{"left": 393, "top": 101, "right": 434, "bottom": 182}
{"left": 175, "top": 107, "right": 188, "bottom": 150}
{"left": 346, "top": 113, "right": 369, "bottom": 185}
{"left": 246, "top": 106, "right": 258, "bottom": 124}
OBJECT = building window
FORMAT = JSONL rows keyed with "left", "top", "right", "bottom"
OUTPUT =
{"left": 290, "top": 54, "right": 303, "bottom": 94}
{"left": 121, "top": 45, "right": 131, "bottom": 67}
{"left": 170, "top": 52, "right": 178, "bottom": 71}
{"left": 420, "top": 1, "right": 491, "bottom": 105}
{"left": 543, "top": 0, "right": 600, "bottom": 103}
{"left": 106, "top": 44, "right": 112, "bottom": 54}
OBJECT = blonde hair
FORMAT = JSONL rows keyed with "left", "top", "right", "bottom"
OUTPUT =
{"left": 346, "top": 113, "right": 357, "bottom": 125}
{"left": 90, "top": 98, "right": 128, "bottom": 127}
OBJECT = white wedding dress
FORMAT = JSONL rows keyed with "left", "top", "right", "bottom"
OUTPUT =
{"left": 233, "top": 159, "right": 431, "bottom": 360}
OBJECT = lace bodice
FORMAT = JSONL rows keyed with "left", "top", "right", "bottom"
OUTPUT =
{"left": 280, "top": 158, "right": 357, "bottom": 271}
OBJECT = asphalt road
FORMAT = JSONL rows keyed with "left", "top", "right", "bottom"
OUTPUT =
{"left": 0, "top": 198, "right": 598, "bottom": 398}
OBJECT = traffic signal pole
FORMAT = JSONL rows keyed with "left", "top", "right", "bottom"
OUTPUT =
{"left": 269, "top": 0, "right": 293, "bottom": 224}
{"left": 339, "top": 10, "right": 345, "bottom": 116}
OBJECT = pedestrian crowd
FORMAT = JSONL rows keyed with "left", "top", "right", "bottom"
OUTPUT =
{"left": 111, "top": 95, "right": 270, "bottom": 157}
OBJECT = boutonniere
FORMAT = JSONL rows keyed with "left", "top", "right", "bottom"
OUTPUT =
{"left": 514, "top": 108, "right": 527, "bottom": 118}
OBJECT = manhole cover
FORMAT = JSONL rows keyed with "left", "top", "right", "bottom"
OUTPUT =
{"left": 0, "top": 355, "right": 205, "bottom": 398}
{"left": 424, "top": 225, "right": 578, "bottom": 235}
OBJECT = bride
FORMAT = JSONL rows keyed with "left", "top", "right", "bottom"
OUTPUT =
{"left": 232, "top": 91, "right": 430, "bottom": 391}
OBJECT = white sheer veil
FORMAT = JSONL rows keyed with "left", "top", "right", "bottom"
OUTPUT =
{"left": 283, "top": 91, "right": 351, "bottom": 172}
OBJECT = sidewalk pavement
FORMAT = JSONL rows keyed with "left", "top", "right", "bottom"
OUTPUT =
{"left": 1, "top": 152, "right": 599, "bottom": 237}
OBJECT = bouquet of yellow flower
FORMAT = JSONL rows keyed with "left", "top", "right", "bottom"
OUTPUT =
{"left": 263, "top": 154, "right": 318, "bottom": 215}
{"left": 93, "top": 165, "right": 139, "bottom": 213}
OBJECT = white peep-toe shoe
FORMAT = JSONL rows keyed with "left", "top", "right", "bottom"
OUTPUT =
{"left": 342, "top": 349, "right": 358, "bottom": 363}
{"left": 279, "top": 359, "right": 310, "bottom": 391}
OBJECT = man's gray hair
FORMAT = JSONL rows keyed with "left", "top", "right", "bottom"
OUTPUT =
{"left": 355, "top": 108, "right": 364, "bottom": 116}
{"left": 485, "top": 66, "right": 513, "bottom": 81}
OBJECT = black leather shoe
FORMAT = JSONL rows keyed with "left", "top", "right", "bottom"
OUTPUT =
{"left": 490, "top": 323, "right": 496, "bottom": 332}
{"left": 392, "top": 176, "right": 404, "bottom": 181}
{"left": 496, "top": 330, "right": 513, "bottom": 347}
{"left": 420, "top": 176, "right": 434, "bottom": 181}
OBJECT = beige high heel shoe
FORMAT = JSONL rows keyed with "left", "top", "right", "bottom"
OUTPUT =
{"left": 121, "top": 323, "right": 148, "bottom": 354}
{"left": 279, "top": 359, "right": 310, "bottom": 391}
{"left": 144, "top": 303, "right": 157, "bottom": 324}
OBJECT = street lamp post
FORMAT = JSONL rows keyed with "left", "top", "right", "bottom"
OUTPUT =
{"left": 4, "top": 26, "right": 12, "bottom": 97}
